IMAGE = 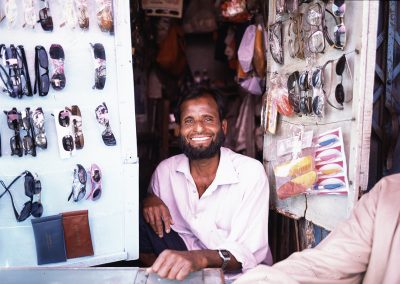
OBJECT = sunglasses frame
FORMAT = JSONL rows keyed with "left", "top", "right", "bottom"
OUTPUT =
{"left": 34, "top": 45, "right": 50, "bottom": 96}
{"left": 68, "top": 164, "right": 87, "bottom": 202}
{"left": 86, "top": 163, "right": 102, "bottom": 201}
{"left": 0, "top": 171, "right": 43, "bottom": 222}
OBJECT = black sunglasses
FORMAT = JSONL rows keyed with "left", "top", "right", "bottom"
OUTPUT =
{"left": 287, "top": 71, "right": 301, "bottom": 114}
{"left": 335, "top": 54, "right": 346, "bottom": 105}
{"left": 34, "top": 45, "right": 50, "bottom": 96}
{"left": 0, "top": 171, "right": 43, "bottom": 222}
{"left": 90, "top": 43, "right": 106, "bottom": 90}
{"left": 37, "top": 0, "right": 53, "bottom": 31}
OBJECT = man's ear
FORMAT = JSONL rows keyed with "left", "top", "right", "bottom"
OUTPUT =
{"left": 222, "top": 119, "right": 228, "bottom": 135}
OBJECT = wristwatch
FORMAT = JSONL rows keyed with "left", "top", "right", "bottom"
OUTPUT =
{"left": 218, "top": 249, "right": 231, "bottom": 270}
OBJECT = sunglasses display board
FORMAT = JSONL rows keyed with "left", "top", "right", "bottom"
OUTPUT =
{"left": 263, "top": 0, "right": 379, "bottom": 231}
{"left": 0, "top": 1, "right": 138, "bottom": 267}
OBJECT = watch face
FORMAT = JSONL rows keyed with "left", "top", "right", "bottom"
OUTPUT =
{"left": 220, "top": 249, "right": 230, "bottom": 259}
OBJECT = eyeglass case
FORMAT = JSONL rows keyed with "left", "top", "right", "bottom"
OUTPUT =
{"left": 31, "top": 214, "right": 67, "bottom": 265}
{"left": 62, "top": 210, "right": 94, "bottom": 259}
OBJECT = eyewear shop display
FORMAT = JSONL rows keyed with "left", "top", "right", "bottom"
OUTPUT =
{"left": 0, "top": 170, "right": 98, "bottom": 264}
{"left": 0, "top": 0, "right": 114, "bottom": 33}
{"left": 0, "top": 103, "right": 116, "bottom": 158}
{"left": 262, "top": 0, "right": 351, "bottom": 132}
{"left": 0, "top": 42, "right": 107, "bottom": 99}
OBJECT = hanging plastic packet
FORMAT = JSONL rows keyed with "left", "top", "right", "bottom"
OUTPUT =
{"left": 237, "top": 24, "right": 256, "bottom": 73}
{"left": 273, "top": 127, "right": 317, "bottom": 199}
{"left": 270, "top": 73, "right": 294, "bottom": 117}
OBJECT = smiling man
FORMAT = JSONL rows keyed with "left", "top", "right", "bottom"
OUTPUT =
{"left": 140, "top": 87, "right": 271, "bottom": 281}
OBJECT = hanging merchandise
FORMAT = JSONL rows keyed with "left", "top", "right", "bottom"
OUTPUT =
{"left": 183, "top": 0, "right": 217, "bottom": 34}
{"left": 156, "top": 23, "right": 187, "bottom": 78}
{"left": 237, "top": 24, "right": 266, "bottom": 95}
{"left": 253, "top": 24, "right": 266, "bottom": 78}
{"left": 141, "top": 0, "right": 183, "bottom": 18}
{"left": 96, "top": 0, "right": 114, "bottom": 33}
{"left": 22, "top": 0, "right": 36, "bottom": 29}
{"left": 220, "top": 0, "right": 251, "bottom": 23}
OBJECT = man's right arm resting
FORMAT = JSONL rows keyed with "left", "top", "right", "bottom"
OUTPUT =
{"left": 143, "top": 193, "right": 174, "bottom": 238}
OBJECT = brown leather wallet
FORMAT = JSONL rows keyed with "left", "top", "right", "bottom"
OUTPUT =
{"left": 62, "top": 210, "right": 94, "bottom": 259}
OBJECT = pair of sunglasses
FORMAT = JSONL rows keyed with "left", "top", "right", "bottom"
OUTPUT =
{"left": 269, "top": 22, "right": 284, "bottom": 64}
{"left": 1, "top": 44, "right": 31, "bottom": 98}
{"left": 32, "top": 107, "right": 48, "bottom": 149}
{"left": 49, "top": 44, "right": 66, "bottom": 91}
{"left": 58, "top": 108, "right": 74, "bottom": 152}
{"left": 68, "top": 164, "right": 87, "bottom": 202}
{"left": 288, "top": 13, "right": 305, "bottom": 59}
{"left": 304, "top": 2, "right": 325, "bottom": 54}
{"left": 87, "top": 164, "right": 102, "bottom": 201}
{"left": 90, "top": 43, "right": 106, "bottom": 90}
{"left": 287, "top": 71, "right": 301, "bottom": 114}
{"left": 96, "top": 0, "right": 114, "bottom": 33}
{"left": 71, "top": 105, "right": 85, "bottom": 149}
{"left": 4, "top": 107, "right": 23, "bottom": 157}
{"left": 311, "top": 68, "right": 325, "bottom": 117}
{"left": 0, "top": 171, "right": 43, "bottom": 222}
{"left": 335, "top": 54, "right": 352, "bottom": 105}
{"left": 76, "top": 0, "right": 90, "bottom": 30}
{"left": 34, "top": 45, "right": 50, "bottom": 96}
{"left": 37, "top": 0, "right": 53, "bottom": 31}
{"left": 21, "top": 107, "right": 37, "bottom": 157}
{"left": 324, "top": 0, "right": 346, "bottom": 50}
{"left": 299, "top": 71, "right": 313, "bottom": 114}
{"left": 22, "top": 0, "right": 36, "bottom": 28}
{"left": 95, "top": 102, "right": 116, "bottom": 146}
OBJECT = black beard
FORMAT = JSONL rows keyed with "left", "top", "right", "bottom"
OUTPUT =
{"left": 179, "top": 129, "right": 225, "bottom": 160}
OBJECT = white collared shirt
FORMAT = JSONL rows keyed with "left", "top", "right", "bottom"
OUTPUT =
{"left": 149, "top": 147, "right": 272, "bottom": 274}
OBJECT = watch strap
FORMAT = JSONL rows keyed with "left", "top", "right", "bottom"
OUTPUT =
{"left": 218, "top": 249, "right": 231, "bottom": 270}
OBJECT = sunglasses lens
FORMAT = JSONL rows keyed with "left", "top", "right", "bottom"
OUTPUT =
{"left": 10, "top": 136, "right": 23, "bottom": 156}
{"left": 333, "top": 24, "right": 346, "bottom": 49}
{"left": 335, "top": 83, "right": 345, "bottom": 105}
{"left": 92, "top": 169, "right": 101, "bottom": 183}
{"left": 77, "top": 165, "right": 87, "bottom": 184}
{"left": 312, "top": 69, "right": 322, "bottom": 87}
{"left": 332, "top": 0, "right": 345, "bottom": 17}
{"left": 58, "top": 110, "right": 70, "bottom": 126}
{"left": 23, "top": 136, "right": 33, "bottom": 152}
{"left": 76, "top": 188, "right": 86, "bottom": 201}
{"left": 34, "top": 180, "right": 42, "bottom": 194}
{"left": 92, "top": 188, "right": 102, "bottom": 201}
{"left": 308, "top": 31, "right": 325, "bottom": 53}
{"left": 39, "top": 8, "right": 53, "bottom": 31}
{"left": 336, "top": 55, "right": 346, "bottom": 75}
{"left": 38, "top": 48, "right": 49, "bottom": 69}
{"left": 40, "top": 74, "right": 50, "bottom": 93}
{"left": 35, "top": 133, "right": 47, "bottom": 148}
{"left": 306, "top": 4, "right": 322, "bottom": 26}
{"left": 31, "top": 202, "right": 43, "bottom": 218}
{"left": 313, "top": 95, "right": 324, "bottom": 116}
{"left": 18, "top": 201, "right": 32, "bottom": 222}
{"left": 63, "top": 135, "right": 74, "bottom": 151}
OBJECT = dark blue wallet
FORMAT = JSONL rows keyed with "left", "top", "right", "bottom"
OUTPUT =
{"left": 31, "top": 214, "right": 67, "bottom": 265}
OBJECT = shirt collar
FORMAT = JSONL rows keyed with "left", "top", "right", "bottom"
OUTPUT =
{"left": 176, "top": 147, "right": 240, "bottom": 188}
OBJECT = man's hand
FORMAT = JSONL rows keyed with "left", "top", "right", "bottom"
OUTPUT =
{"left": 143, "top": 194, "right": 174, "bottom": 238}
{"left": 147, "top": 250, "right": 207, "bottom": 281}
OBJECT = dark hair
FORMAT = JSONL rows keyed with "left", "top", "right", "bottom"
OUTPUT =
{"left": 174, "top": 87, "right": 226, "bottom": 123}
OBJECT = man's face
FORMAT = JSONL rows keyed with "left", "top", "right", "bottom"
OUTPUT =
{"left": 179, "top": 94, "right": 227, "bottom": 160}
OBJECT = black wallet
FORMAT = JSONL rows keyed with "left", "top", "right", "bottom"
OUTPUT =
{"left": 31, "top": 214, "right": 67, "bottom": 265}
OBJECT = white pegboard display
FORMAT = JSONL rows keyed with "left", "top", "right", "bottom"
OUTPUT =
{"left": 0, "top": 0, "right": 138, "bottom": 266}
